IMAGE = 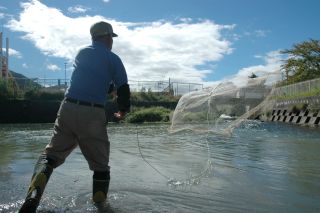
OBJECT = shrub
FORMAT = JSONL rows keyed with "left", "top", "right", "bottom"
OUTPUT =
{"left": 24, "top": 88, "right": 64, "bottom": 100}
{"left": 0, "top": 79, "right": 15, "bottom": 100}
{"left": 125, "top": 107, "right": 171, "bottom": 123}
{"left": 131, "top": 91, "right": 180, "bottom": 102}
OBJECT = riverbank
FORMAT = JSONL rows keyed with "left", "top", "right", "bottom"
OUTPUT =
{"left": 0, "top": 99, "right": 177, "bottom": 123}
{"left": 259, "top": 96, "right": 320, "bottom": 127}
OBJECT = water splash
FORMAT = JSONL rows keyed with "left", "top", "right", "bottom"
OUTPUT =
{"left": 137, "top": 125, "right": 213, "bottom": 189}
{"left": 167, "top": 159, "right": 213, "bottom": 190}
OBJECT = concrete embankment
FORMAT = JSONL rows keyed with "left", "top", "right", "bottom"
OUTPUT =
{"left": 260, "top": 96, "right": 320, "bottom": 127}
{"left": 0, "top": 99, "right": 177, "bottom": 123}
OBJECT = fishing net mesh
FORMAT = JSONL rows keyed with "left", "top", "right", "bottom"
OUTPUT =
{"left": 138, "top": 71, "right": 281, "bottom": 188}
{"left": 169, "top": 71, "right": 281, "bottom": 136}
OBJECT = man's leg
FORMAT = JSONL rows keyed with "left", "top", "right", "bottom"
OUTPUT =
{"left": 19, "top": 154, "right": 54, "bottom": 213}
{"left": 19, "top": 101, "right": 78, "bottom": 212}
{"left": 77, "top": 106, "right": 110, "bottom": 203}
{"left": 92, "top": 170, "right": 110, "bottom": 203}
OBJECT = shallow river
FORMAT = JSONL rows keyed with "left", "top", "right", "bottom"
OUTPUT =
{"left": 0, "top": 122, "right": 319, "bottom": 213}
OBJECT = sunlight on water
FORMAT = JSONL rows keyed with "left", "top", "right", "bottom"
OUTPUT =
{"left": 0, "top": 122, "right": 320, "bottom": 212}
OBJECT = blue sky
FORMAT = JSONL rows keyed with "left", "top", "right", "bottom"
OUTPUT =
{"left": 0, "top": 0, "right": 319, "bottom": 85}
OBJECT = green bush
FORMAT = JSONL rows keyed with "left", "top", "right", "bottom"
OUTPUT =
{"left": 131, "top": 91, "right": 180, "bottom": 102}
{"left": 125, "top": 107, "right": 171, "bottom": 123}
{"left": 24, "top": 88, "right": 64, "bottom": 100}
{"left": 0, "top": 79, "right": 15, "bottom": 100}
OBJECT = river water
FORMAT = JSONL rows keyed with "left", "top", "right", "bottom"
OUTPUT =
{"left": 0, "top": 121, "right": 319, "bottom": 213}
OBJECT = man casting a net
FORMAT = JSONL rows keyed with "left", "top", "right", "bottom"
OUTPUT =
{"left": 19, "top": 21, "right": 131, "bottom": 212}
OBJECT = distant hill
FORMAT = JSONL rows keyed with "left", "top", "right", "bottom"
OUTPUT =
{"left": 9, "top": 70, "right": 41, "bottom": 89}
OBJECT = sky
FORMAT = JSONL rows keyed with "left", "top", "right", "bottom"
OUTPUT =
{"left": 0, "top": 0, "right": 319, "bottom": 86}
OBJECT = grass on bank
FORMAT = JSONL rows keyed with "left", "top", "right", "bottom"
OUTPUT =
{"left": 273, "top": 87, "right": 320, "bottom": 101}
{"left": 124, "top": 107, "right": 172, "bottom": 123}
{"left": 0, "top": 78, "right": 17, "bottom": 100}
{"left": 24, "top": 88, "right": 65, "bottom": 100}
{"left": 130, "top": 91, "right": 180, "bottom": 102}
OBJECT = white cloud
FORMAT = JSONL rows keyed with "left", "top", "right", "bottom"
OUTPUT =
{"left": 0, "top": 6, "right": 8, "bottom": 19}
{"left": 2, "top": 48, "right": 23, "bottom": 58}
{"left": 243, "top": 29, "right": 269, "bottom": 38}
{"left": 22, "top": 63, "right": 29, "bottom": 68}
{"left": 46, "top": 63, "right": 61, "bottom": 72}
{"left": 254, "top": 30, "right": 268, "bottom": 37}
{"left": 68, "top": 5, "right": 90, "bottom": 13}
{"left": 102, "top": 0, "right": 110, "bottom": 3}
{"left": 202, "top": 50, "right": 284, "bottom": 89}
{"left": 220, "top": 50, "right": 284, "bottom": 87}
{"left": 7, "top": 0, "right": 234, "bottom": 83}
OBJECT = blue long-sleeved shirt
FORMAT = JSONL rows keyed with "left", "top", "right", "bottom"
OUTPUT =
{"left": 65, "top": 41, "right": 128, "bottom": 105}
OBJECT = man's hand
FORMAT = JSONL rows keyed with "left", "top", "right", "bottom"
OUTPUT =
{"left": 114, "top": 111, "right": 126, "bottom": 120}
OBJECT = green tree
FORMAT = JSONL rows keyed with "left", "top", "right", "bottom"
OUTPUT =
{"left": 281, "top": 39, "right": 320, "bottom": 84}
{"left": 0, "top": 79, "right": 15, "bottom": 100}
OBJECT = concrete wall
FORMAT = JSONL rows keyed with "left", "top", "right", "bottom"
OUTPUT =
{"left": 260, "top": 96, "right": 320, "bottom": 127}
{"left": 266, "top": 109, "right": 320, "bottom": 127}
{"left": 0, "top": 100, "right": 60, "bottom": 123}
{"left": 0, "top": 100, "right": 178, "bottom": 123}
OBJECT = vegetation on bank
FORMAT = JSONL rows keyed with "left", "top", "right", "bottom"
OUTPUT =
{"left": 124, "top": 107, "right": 171, "bottom": 123}
{"left": 277, "top": 39, "right": 320, "bottom": 86}
{"left": 24, "top": 88, "right": 64, "bottom": 100}
{"left": 115, "top": 91, "right": 176, "bottom": 123}
{"left": 130, "top": 91, "right": 180, "bottom": 102}
{"left": 0, "top": 78, "right": 16, "bottom": 100}
{"left": 273, "top": 87, "right": 320, "bottom": 101}
{"left": 268, "top": 39, "right": 320, "bottom": 103}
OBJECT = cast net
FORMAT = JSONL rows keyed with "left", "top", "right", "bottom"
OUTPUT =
{"left": 169, "top": 71, "right": 281, "bottom": 135}
{"left": 138, "top": 71, "right": 281, "bottom": 189}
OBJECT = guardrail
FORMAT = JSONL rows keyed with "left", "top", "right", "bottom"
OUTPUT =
{"left": 273, "top": 78, "right": 320, "bottom": 97}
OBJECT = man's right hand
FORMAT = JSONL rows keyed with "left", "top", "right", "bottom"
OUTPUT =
{"left": 114, "top": 111, "right": 126, "bottom": 120}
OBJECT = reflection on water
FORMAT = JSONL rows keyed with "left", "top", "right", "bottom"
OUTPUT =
{"left": 0, "top": 122, "right": 320, "bottom": 212}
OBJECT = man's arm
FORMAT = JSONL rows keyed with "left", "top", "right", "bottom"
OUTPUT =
{"left": 114, "top": 83, "right": 130, "bottom": 119}
{"left": 111, "top": 54, "right": 130, "bottom": 119}
{"left": 116, "top": 83, "right": 131, "bottom": 112}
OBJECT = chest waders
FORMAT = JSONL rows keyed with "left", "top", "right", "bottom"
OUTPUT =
{"left": 19, "top": 155, "right": 53, "bottom": 213}
{"left": 92, "top": 170, "right": 110, "bottom": 203}
{"left": 19, "top": 157, "right": 111, "bottom": 212}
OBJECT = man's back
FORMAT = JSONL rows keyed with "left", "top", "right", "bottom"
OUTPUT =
{"left": 66, "top": 41, "right": 127, "bottom": 105}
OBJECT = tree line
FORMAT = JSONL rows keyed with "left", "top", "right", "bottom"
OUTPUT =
{"left": 280, "top": 39, "right": 320, "bottom": 85}
{"left": 1, "top": 39, "right": 319, "bottom": 100}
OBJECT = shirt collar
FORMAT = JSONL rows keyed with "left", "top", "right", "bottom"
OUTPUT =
{"left": 92, "top": 40, "right": 106, "bottom": 47}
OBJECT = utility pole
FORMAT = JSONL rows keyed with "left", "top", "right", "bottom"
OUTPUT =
{"left": 64, "top": 62, "right": 67, "bottom": 90}
{"left": 0, "top": 32, "right": 2, "bottom": 79}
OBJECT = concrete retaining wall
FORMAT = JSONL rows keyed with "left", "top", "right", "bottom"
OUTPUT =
{"left": 265, "top": 108, "right": 320, "bottom": 127}
{"left": 258, "top": 96, "right": 320, "bottom": 127}
{"left": 0, "top": 100, "right": 178, "bottom": 123}
{"left": 274, "top": 96, "right": 320, "bottom": 109}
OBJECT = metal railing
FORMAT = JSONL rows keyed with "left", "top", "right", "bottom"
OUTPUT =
{"left": 129, "top": 80, "right": 203, "bottom": 95}
{"left": 273, "top": 78, "right": 320, "bottom": 97}
{"left": 9, "top": 77, "right": 203, "bottom": 96}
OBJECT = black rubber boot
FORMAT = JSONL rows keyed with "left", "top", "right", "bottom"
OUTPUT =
{"left": 19, "top": 155, "right": 54, "bottom": 213}
{"left": 92, "top": 171, "right": 110, "bottom": 203}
